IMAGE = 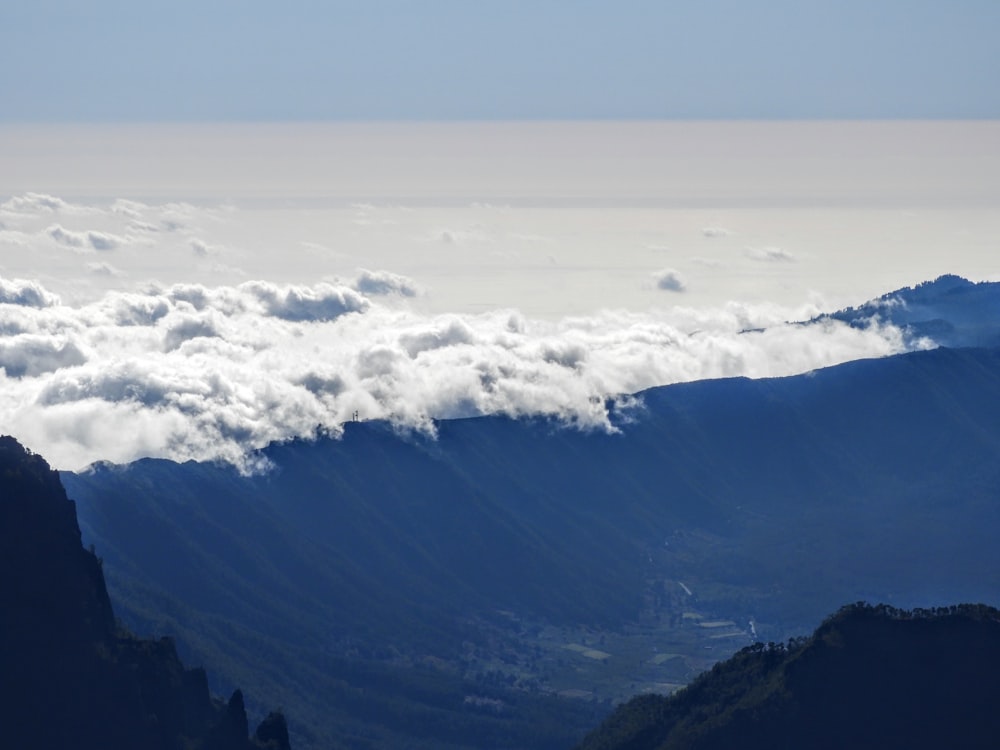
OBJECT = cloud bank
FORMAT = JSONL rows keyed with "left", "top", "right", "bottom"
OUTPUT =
{"left": 0, "top": 274, "right": 922, "bottom": 471}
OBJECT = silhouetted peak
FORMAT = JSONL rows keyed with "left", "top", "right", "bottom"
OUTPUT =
{"left": 255, "top": 711, "right": 292, "bottom": 750}
{"left": 224, "top": 689, "right": 250, "bottom": 745}
{"left": 0, "top": 435, "right": 292, "bottom": 750}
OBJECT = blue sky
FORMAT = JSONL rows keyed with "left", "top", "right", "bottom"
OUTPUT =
{"left": 3, "top": 0, "right": 999, "bottom": 121}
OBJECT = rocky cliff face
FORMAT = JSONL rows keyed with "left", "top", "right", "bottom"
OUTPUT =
{"left": 0, "top": 435, "right": 290, "bottom": 750}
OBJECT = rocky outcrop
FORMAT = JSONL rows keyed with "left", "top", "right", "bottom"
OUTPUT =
{"left": 0, "top": 435, "right": 289, "bottom": 750}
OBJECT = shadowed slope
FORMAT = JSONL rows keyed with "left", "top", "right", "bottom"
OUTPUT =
{"left": 63, "top": 344, "right": 1000, "bottom": 749}
{"left": 576, "top": 603, "right": 1000, "bottom": 750}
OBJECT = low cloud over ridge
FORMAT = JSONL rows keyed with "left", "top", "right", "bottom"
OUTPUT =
{"left": 0, "top": 274, "right": 921, "bottom": 472}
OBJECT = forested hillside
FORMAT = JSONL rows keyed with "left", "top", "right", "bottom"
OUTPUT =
{"left": 577, "top": 602, "right": 1000, "bottom": 750}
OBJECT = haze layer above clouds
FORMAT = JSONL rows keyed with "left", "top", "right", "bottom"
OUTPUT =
{"left": 3, "top": 121, "right": 999, "bottom": 317}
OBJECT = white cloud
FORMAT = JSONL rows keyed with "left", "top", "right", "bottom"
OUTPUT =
{"left": 653, "top": 269, "right": 687, "bottom": 292}
{"left": 702, "top": 227, "right": 731, "bottom": 238}
{"left": 746, "top": 246, "right": 795, "bottom": 262}
{"left": 162, "top": 313, "right": 221, "bottom": 351}
{"left": 110, "top": 199, "right": 148, "bottom": 219}
{"left": 87, "top": 261, "right": 123, "bottom": 277}
{"left": 2, "top": 192, "right": 68, "bottom": 214}
{"left": 0, "top": 273, "right": 922, "bottom": 472}
{"left": 354, "top": 268, "right": 420, "bottom": 297}
{"left": 47, "top": 224, "right": 124, "bottom": 252}
{"left": 86, "top": 230, "right": 121, "bottom": 251}
{"left": 48, "top": 223, "right": 85, "bottom": 248}
{"left": 0, "top": 277, "right": 60, "bottom": 308}
{"left": 0, "top": 335, "right": 86, "bottom": 377}
{"left": 399, "top": 318, "right": 475, "bottom": 356}
{"left": 240, "top": 281, "right": 369, "bottom": 321}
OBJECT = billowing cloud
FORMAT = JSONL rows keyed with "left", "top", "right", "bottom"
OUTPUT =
{"left": 653, "top": 269, "right": 687, "bottom": 292}
{"left": 1, "top": 193, "right": 68, "bottom": 214}
{"left": 241, "top": 281, "right": 369, "bottom": 321}
{"left": 0, "top": 336, "right": 86, "bottom": 377}
{"left": 0, "top": 273, "right": 924, "bottom": 472}
{"left": 162, "top": 314, "right": 220, "bottom": 351}
{"left": 354, "top": 268, "right": 419, "bottom": 297}
{"left": 0, "top": 277, "right": 60, "bottom": 308}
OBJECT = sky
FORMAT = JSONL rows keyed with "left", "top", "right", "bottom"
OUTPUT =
{"left": 1, "top": 3, "right": 999, "bottom": 469}
{"left": 2, "top": 1, "right": 999, "bottom": 121}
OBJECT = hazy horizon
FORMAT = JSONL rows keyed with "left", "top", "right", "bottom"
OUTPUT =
{"left": 3, "top": 120, "right": 998, "bottom": 470}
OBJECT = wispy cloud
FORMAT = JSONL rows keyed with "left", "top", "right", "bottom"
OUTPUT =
{"left": 652, "top": 269, "right": 687, "bottom": 293}
{"left": 746, "top": 246, "right": 795, "bottom": 262}
{"left": 47, "top": 224, "right": 125, "bottom": 252}
{"left": 702, "top": 227, "right": 732, "bottom": 238}
{"left": 86, "top": 261, "right": 124, "bottom": 277}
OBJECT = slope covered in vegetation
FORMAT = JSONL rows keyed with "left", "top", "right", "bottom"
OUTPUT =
{"left": 577, "top": 602, "right": 1000, "bottom": 750}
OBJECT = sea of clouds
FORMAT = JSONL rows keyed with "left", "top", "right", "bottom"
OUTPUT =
{"left": 0, "top": 193, "right": 925, "bottom": 470}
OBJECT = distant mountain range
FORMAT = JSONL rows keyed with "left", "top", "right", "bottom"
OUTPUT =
{"left": 576, "top": 602, "right": 1000, "bottom": 750}
{"left": 56, "top": 275, "right": 1000, "bottom": 749}
{"left": 820, "top": 274, "right": 1000, "bottom": 348}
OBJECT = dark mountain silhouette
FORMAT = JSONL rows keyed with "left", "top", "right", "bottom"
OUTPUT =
{"left": 0, "top": 435, "right": 290, "bottom": 750}
{"left": 576, "top": 602, "right": 1000, "bottom": 750}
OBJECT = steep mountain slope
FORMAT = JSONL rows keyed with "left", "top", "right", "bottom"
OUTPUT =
{"left": 0, "top": 435, "right": 290, "bottom": 750}
{"left": 576, "top": 602, "right": 1000, "bottom": 750}
{"left": 64, "top": 344, "right": 1000, "bottom": 749}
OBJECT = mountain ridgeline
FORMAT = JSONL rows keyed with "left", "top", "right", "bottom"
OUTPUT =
{"left": 823, "top": 274, "right": 1000, "bottom": 349}
{"left": 0, "top": 436, "right": 290, "bottom": 750}
{"left": 57, "top": 276, "right": 1000, "bottom": 749}
{"left": 577, "top": 603, "right": 1000, "bottom": 750}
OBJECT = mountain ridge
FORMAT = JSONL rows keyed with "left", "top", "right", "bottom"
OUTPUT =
{"left": 576, "top": 602, "right": 1000, "bottom": 750}
{"left": 820, "top": 274, "right": 1000, "bottom": 349}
